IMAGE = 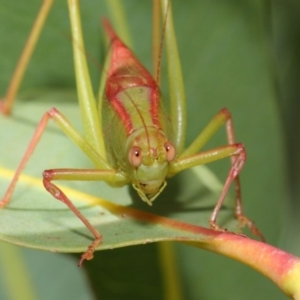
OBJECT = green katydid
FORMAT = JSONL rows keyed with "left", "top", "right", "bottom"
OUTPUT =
{"left": 0, "top": 0, "right": 264, "bottom": 266}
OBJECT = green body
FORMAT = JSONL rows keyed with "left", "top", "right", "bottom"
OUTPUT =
{"left": 103, "top": 86, "right": 174, "bottom": 201}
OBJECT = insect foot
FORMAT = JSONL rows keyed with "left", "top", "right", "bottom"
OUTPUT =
{"left": 237, "top": 215, "right": 266, "bottom": 242}
{"left": 78, "top": 237, "right": 102, "bottom": 267}
{"left": 209, "top": 221, "right": 229, "bottom": 233}
{"left": 209, "top": 221, "right": 249, "bottom": 239}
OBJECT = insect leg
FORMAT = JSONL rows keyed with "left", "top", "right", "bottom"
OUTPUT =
{"left": 43, "top": 168, "right": 128, "bottom": 266}
{"left": 0, "top": 107, "right": 110, "bottom": 208}
{"left": 224, "top": 110, "right": 265, "bottom": 241}
{"left": 160, "top": 0, "right": 186, "bottom": 153}
{"left": 67, "top": 0, "right": 105, "bottom": 157}
{"left": 178, "top": 108, "right": 230, "bottom": 158}
{"left": 169, "top": 144, "right": 244, "bottom": 226}
{"left": 0, "top": 0, "right": 54, "bottom": 115}
{"left": 170, "top": 139, "right": 264, "bottom": 240}
{"left": 179, "top": 109, "right": 264, "bottom": 237}
{"left": 169, "top": 143, "right": 244, "bottom": 176}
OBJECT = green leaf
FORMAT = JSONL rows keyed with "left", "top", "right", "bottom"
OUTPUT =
{"left": 0, "top": 96, "right": 238, "bottom": 252}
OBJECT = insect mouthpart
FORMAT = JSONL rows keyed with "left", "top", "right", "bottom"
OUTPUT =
{"left": 133, "top": 180, "right": 167, "bottom": 206}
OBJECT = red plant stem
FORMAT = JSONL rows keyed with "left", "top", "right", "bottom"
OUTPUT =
{"left": 190, "top": 235, "right": 300, "bottom": 299}
{"left": 102, "top": 199, "right": 300, "bottom": 298}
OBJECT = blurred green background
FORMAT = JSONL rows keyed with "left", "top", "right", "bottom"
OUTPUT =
{"left": 0, "top": 0, "right": 299, "bottom": 299}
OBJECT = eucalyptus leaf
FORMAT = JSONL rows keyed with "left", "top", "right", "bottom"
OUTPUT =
{"left": 0, "top": 97, "right": 237, "bottom": 253}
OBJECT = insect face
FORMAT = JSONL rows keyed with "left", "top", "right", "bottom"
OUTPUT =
{"left": 126, "top": 127, "right": 175, "bottom": 205}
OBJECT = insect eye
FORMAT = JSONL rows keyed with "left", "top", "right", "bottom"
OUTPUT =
{"left": 164, "top": 142, "right": 176, "bottom": 162}
{"left": 129, "top": 146, "right": 142, "bottom": 167}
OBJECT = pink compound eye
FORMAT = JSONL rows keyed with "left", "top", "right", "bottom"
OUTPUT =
{"left": 129, "top": 146, "right": 142, "bottom": 167}
{"left": 164, "top": 142, "right": 176, "bottom": 162}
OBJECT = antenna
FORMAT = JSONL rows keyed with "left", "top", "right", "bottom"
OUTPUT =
{"left": 154, "top": 0, "right": 171, "bottom": 86}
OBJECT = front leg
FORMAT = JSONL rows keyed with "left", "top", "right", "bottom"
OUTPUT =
{"left": 174, "top": 108, "right": 265, "bottom": 241}
{"left": 169, "top": 143, "right": 264, "bottom": 241}
{"left": 43, "top": 168, "right": 129, "bottom": 266}
{"left": 0, "top": 107, "right": 110, "bottom": 209}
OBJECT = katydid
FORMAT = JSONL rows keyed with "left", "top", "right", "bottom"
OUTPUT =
{"left": 0, "top": 0, "right": 264, "bottom": 266}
